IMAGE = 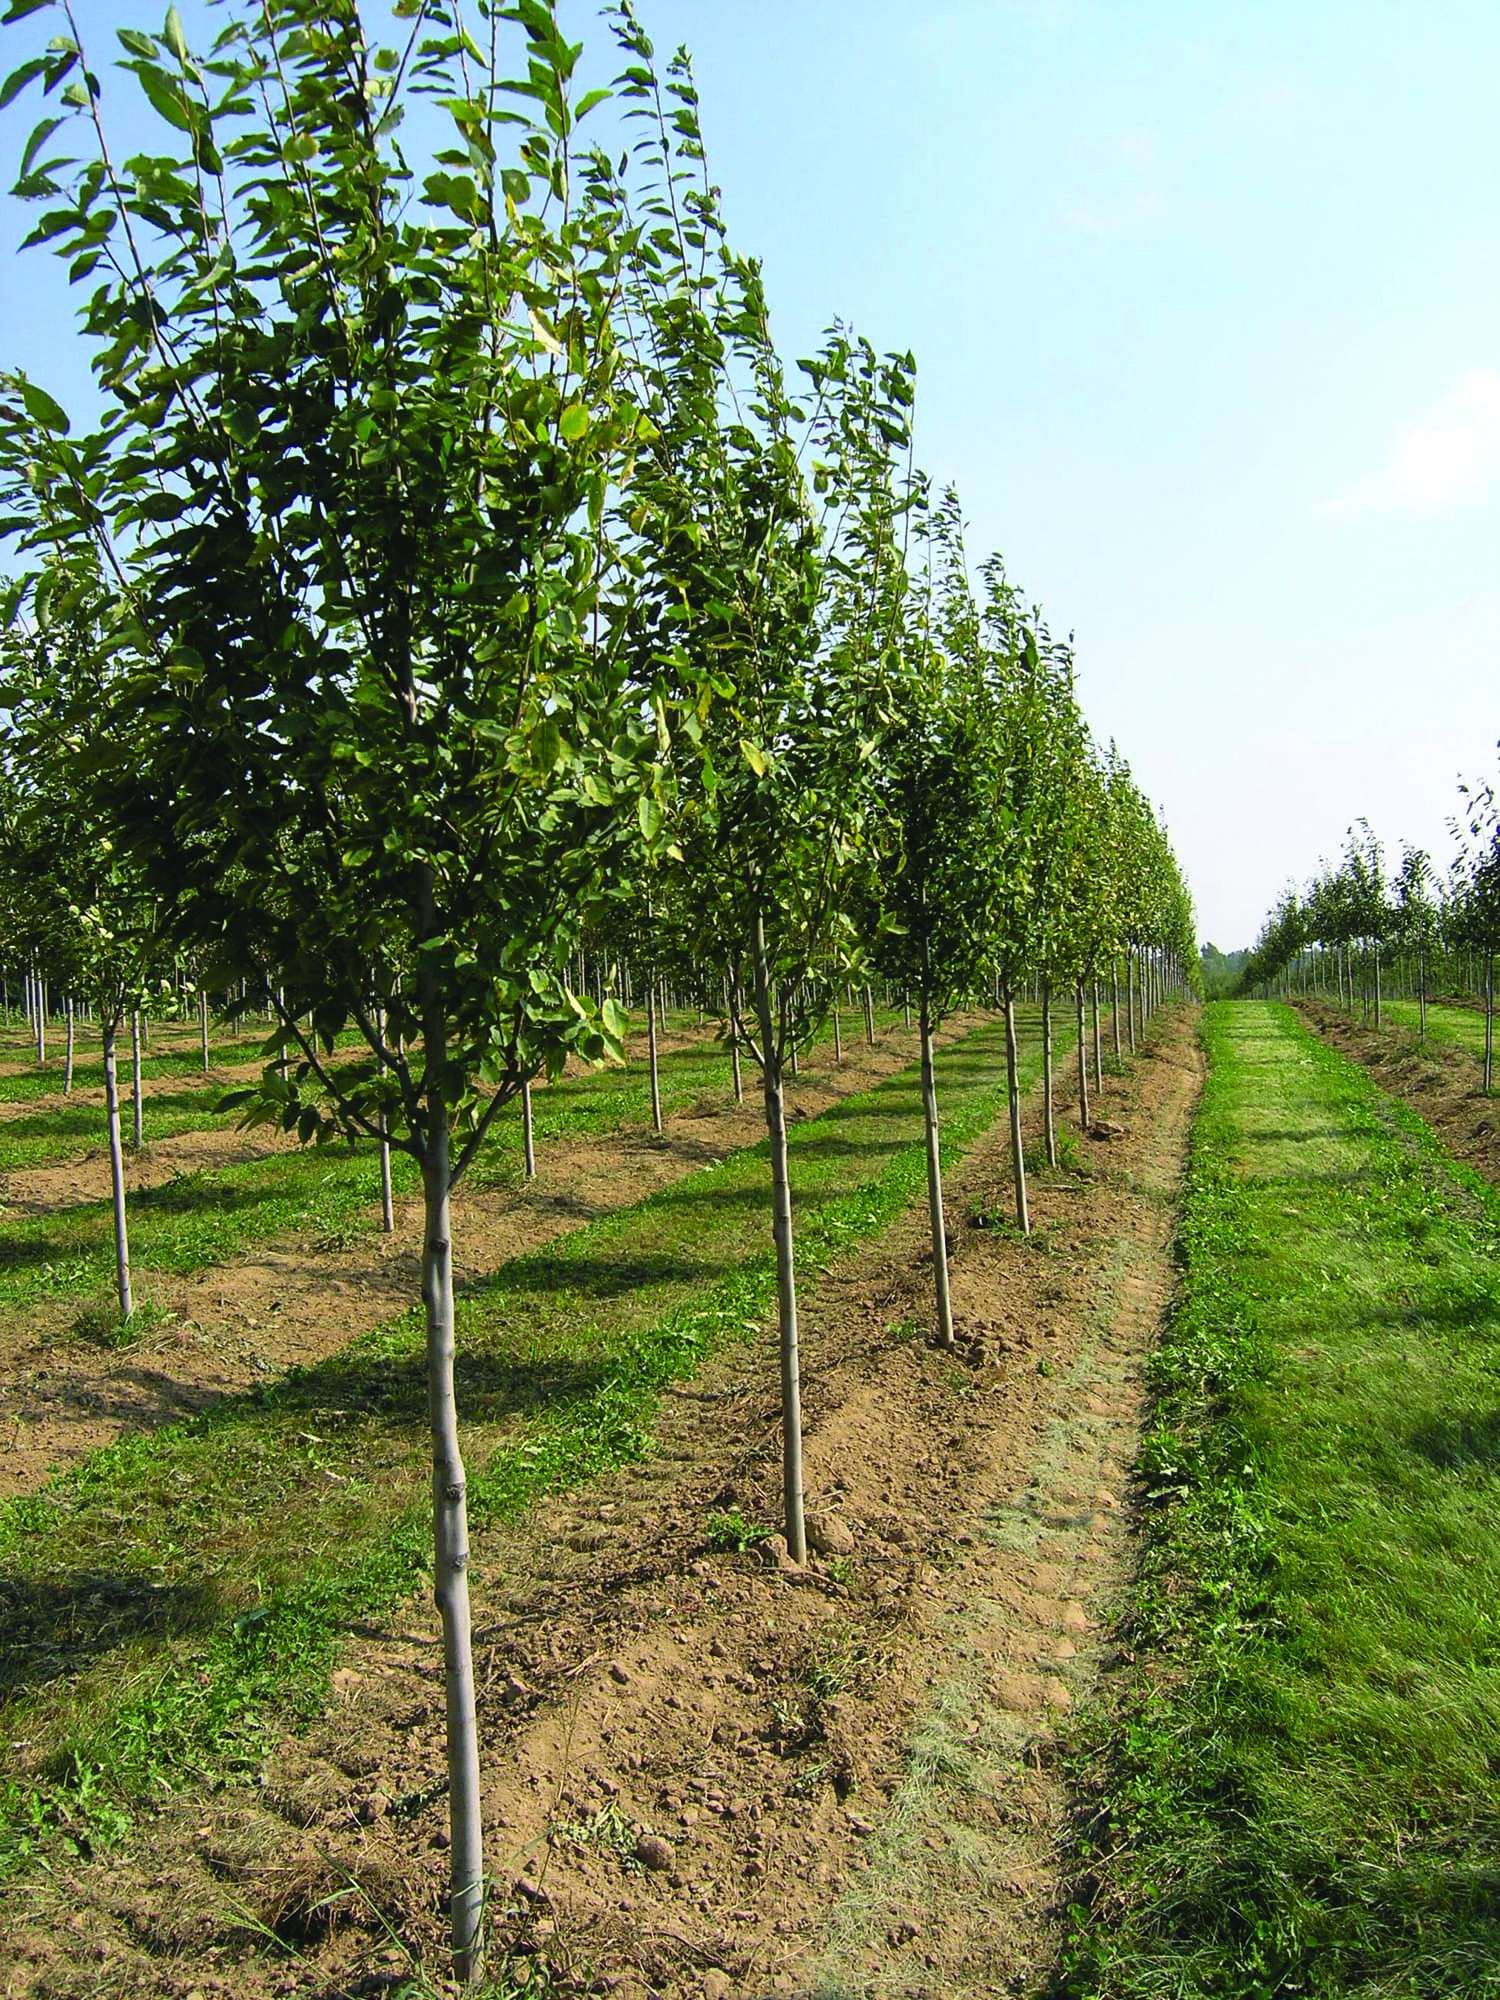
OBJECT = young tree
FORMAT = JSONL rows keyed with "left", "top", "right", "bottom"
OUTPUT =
{"left": 1, "top": 3, "right": 658, "bottom": 1975}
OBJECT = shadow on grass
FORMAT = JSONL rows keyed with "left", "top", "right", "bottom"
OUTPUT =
{"left": 1409, "top": 1410, "right": 1500, "bottom": 1473}
{"left": 0, "top": 1572, "right": 219, "bottom": 1699}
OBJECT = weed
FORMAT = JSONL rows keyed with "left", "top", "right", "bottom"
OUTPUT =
{"left": 706, "top": 1508, "right": 770, "bottom": 1554}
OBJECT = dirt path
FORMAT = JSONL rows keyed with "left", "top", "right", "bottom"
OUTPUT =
{"left": 1294, "top": 999, "right": 1500, "bottom": 1190}
{"left": 3, "top": 1008, "right": 1202, "bottom": 2000}
{"left": 0, "top": 1015, "right": 984, "bottom": 1504}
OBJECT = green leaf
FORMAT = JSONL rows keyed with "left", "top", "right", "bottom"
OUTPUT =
{"left": 1, "top": 0, "right": 54, "bottom": 21}
{"left": 0, "top": 57, "right": 44, "bottom": 111}
{"left": 17, "top": 113, "right": 62, "bottom": 179}
{"left": 558, "top": 403, "right": 589, "bottom": 441}
{"left": 162, "top": 4, "right": 186, "bottom": 62}
{"left": 739, "top": 738, "right": 767, "bottom": 778}
{"left": 132, "top": 61, "right": 193, "bottom": 132}
{"left": 19, "top": 380, "right": 70, "bottom": 433}
{"left": 637, "top": 795, "right": 662, "bottom": 843}
{"left": 115, "top": 27, "right": 156, "bottom": 58}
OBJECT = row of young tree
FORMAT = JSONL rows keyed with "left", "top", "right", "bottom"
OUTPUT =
{"left": 1241, "top": 786, "right": 1500, "bottom": 1091}
{"left": 0, "top": 0, "right": 1194, "bottom": 1975}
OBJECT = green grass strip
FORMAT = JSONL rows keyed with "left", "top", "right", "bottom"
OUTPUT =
{"left": 0, "top": 1010, "right": 1059, "bottom": 1876}
{"left": 0, "top": 1012, "right": 881, "bottom": 1314}
{"left": 1065, "top": 1001, "right": 1500, "bottom": 2000}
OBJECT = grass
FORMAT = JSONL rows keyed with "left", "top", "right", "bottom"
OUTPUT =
{"left": 1065, "top": 1000, "right": 1500, "bottom": 1999}
{"left": 0, "top": 1005, "right": 928, "bottom": 1322}
{"left": 0, "top": 1008, "right": 1063, "bottom": 1878}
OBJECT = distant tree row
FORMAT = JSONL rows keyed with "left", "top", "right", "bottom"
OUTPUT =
{"left": 1241, "top": 782, "right": 1500, "bottom": 1090}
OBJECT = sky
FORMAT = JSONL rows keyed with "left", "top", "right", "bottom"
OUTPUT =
{"left": 2, "top": 0, "right": 1497, "bottom": 949}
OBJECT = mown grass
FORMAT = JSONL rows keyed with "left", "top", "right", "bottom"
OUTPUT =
{"left": 1065, "top": 1001, "right": 1500, "bottom": 1999}
{"left": 0, "top": 1007, "right": 928, "bottom": 1318}
{"left": 0, "top": 1009, "right": 1062, "bottom": 1876}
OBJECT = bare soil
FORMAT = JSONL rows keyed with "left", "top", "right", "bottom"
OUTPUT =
{"left": 0, "top": 1016, "right": 983, "bottom": 1504}
{"left": 1294, "top": 1000, "right": 1500, "bottom": 1189}
{"left": 0, "top": 1008, "right": 1203, "bottom": 2000}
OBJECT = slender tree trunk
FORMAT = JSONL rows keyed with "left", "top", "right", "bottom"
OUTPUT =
{"left": 34, "top": 968, "right": 45, "bottom": 1066}
{"left": 918, "top": 992, "right": 955, "bottom": 1346}
{"left": 1486, "top": 952, "right": 1495, "bottom": 1095}
{"left": 64, "top": 998, "right": 75, "bottom": 1095}
{"left": 102, "top": 1017, "right": 133, "bottom": 1322}
{"left": 522, "top": 1077, "right": 536, "bottom": 1179}
{"left": 131, "top": 1010, "right": 143, "bottom": 1150}
{"left": 1126, "top": 952, "right": 1137, "bottom": 1053}
{"left": 647, "top": 979, "right": 662, "bottom": 1135}
{"left": 1042, "top": 981, "right": 1057, "bottom": 1168}
{"left": 1003, "top": 990, "right": 1030, "bottom": 1235}
{"left": 1091, "top": 978, "right": 1103, "bottom": 1094}
{"left": 1419, "top": 945, "right": 1427, "bottom": 1042}
{"left": 902, "top": 992, "right": 911, "bottom": 1030}
{"left": 418, "top": 988, "right": 484, "bottom": 1982}
{"left": 1111, "top": 966, "right": 1122, "bottom": 1059}
{"left": 832, "top": 1002, "right": 841, "bottom": 1063}
{"left": 200, "top": 988, "right": 210, "bottom": 1072}
{"left": 1076, "top": 985, "right": 1091, "bottom": 1131}
{"left": 863, "top": 985, "right": 875, "bottom": 1046}
{"left": 1373, "top": 944, "right": 1382, "bottom": 1029}
{"left": 752, "top": 908, "right": 806, "bottom": 1564}
{"left": 375, "top": 1005, "right": 395, "bottom": 1233}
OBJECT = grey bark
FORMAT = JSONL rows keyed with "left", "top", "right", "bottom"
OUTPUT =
{"left": 64, "top": 998, "right": 75, "bottom": 1095}
{"left": 1041, "top": 981, "right": 1057, "bottom": 1167}
{"left": 522, "top": 1076, "right": 536, "bottom": 1179}
{"left": 918, "top": 994, "right": 955, "bottom": 1347}
{"left": 200, "top": 988, "right": 210, "bottom": 1072}
{"left": 832, "top": 1001, "right": 842, "bottom": 1063}
{"left": 102, "top": 1017, "right": 133, "bottom": 1322}
{"left": 646, "top": 980, "right": 662, "bottom": 1134}
{"left": 863, "top": 985, "right": 875, "bottom": 1045}
{"left": 1076, "top": 985, "right": 1091, "bottom": 1132}
{"left": 1091, "top": 978, "right": 1103, "bottom": 1093}
{"left": 1111, "top": 966, "right": 1122, "bottom": 1059}
{"left": 417, "top": 962, "right": 484, "bottom": 1982}
{"left": 1003, "top": 991, "right": 1030, "bottom": 1235}
{"left": 131, "top": 1010, "right": 143, "bottom": 1149}
{"left": 751, "top": 907, "right": 806, "bottom": 1565}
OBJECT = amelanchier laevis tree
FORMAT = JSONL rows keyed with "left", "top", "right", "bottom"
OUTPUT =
{"left": 863, "top": 488, "right": 1009, "bottom": 1349}
{"left": 602, "top": 18, "right": 917, "bottom": 1564}
{"left": 0, "top": 0, "right": 660, "bottom": 1976}
{"left": 0, "top": 596, "right": 171, "bottom": 1329}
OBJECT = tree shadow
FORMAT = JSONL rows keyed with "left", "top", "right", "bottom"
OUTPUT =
{"left": 1409, "top": 1410, "right": 1500, "bottom": 1473}
{"left": 0, "top": 1572, "right": 219, "bottom": 1699}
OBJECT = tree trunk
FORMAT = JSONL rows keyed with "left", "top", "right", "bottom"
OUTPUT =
{"left": 64, "top": 998, "right": 75, "bottom": 1095}
{"left": 419, "top": 1066, "right": 484, "bottom": 1980}
{"left": 647, "top": 980, "right": 662, "bottom": 1134}
{"left": 200, "top": 989, "right": 210, "bottom": 1072}
{"left": 102, "top": 1017, "right": 133, "bottom": 1322}
{"left": 1486, "top": 952, "right": 1495, "bottom": 1095}
{"left": 1076, "top": 985, "right": 1091, "bottom": 1131}
{"left": 131, "top": 1010, "right": 144, "bottom": 1149}
{"left": 1003, "top": 991, "right": 1030, "bottom": 1235}
{"left": 1111, "top": 966, "right": 1122, "bottom": 1059}
{"left": 863, "top": 985, "right": 875, "bottom": 1046}
{"left": 1419, "top": 945, "right": 1427, "bottom": 1042}
{"left": 751, "top": 908, "right": 806, "bottom": 1564}
{"left": 34, "top": 969, "right": 45, "bottom": 1066}
{"left": 1126, "top": 952, "right": 1137, "bottom": 1053}
{"left": 832, "top": 1002, "right": 841, "bottom": 1063}
{"left": 903, "top": 992, "right": 911, "bottom": 1030}
{"left": 520, "top": 1077, "right": 535, "bottom": 1179}
{"left": 1041, "top": 981, "right": 1057, "bottom": 1168}
{"left": 1091, "top": 978, "right": 1103, "bottom": 1093}
{"left": 918, "top": 993, "right": 955, "bottom": 1347}
{"left": 1373, "top": 943, "right": 1382, "bottom": 1030}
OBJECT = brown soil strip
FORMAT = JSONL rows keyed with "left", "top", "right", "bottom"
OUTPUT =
{"left": 1294, "top": 1000, "right": 1500, "bottom": 1189}
{"left": 1, "top": 1009, "right": 1202, "bottom": 2000}
{"left": 0, "top": 1016, "right": 981, "bottom": 1505}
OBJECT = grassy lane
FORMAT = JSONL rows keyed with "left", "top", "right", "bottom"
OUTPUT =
{"left": 1069, "top": 1000, "right": 1500, "bottom": 1999}
{"left": 0, "top": 1009, "right": 920, "bottom": 1318}
{"left": 0, "top": 1012, "right": 1055, "bottom": 1874}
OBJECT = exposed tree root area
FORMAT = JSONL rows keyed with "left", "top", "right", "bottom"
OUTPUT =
{"left": 1294, "top": 999, "right": 1500, "bottom": 1188}
{"left": 0, "top": 1016, "right": 981, "bottom": 1508}
{"left": 2, "top": 1009, "right": 1201, "bottom": 2000}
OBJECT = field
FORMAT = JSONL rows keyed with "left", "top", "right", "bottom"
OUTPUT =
{"left": 3, "top": 986, "right": 1498, "bottom": 1997}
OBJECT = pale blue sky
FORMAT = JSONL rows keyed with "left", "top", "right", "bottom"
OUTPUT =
{"left": 4, "top": 1, "right": 1497, "bottom": 946}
